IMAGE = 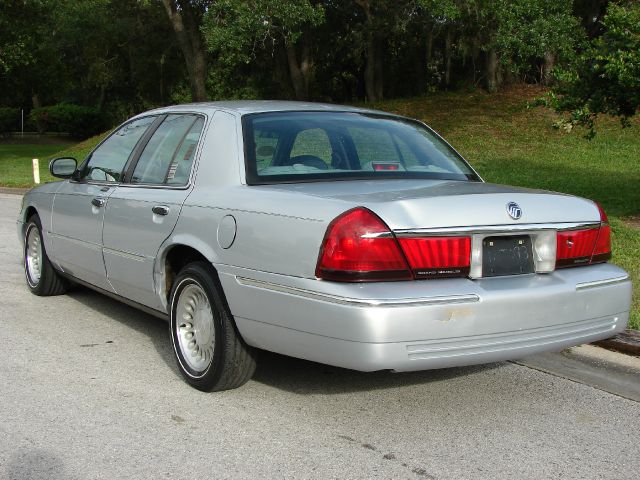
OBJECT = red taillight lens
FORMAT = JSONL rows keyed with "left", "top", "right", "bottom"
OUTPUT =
{"left": 316, "top": 207, "right": 412, "bottom": 282}
{"left": 556, "top": 202, "right": 612, "bottom": 268}
{"left": 592, "top": 224, "right": 611, "bottom": 263}
{"left": 398, "top": 237, "right": 471, "bottom": 278}
{"left": 316, "top": 208, "right": 472, "bottom": 282}
{"left": 596, "top": 202, "right": 609, "bottom": 223}
{"left": 556, "top": 229, "right": 599, "bottom": 267}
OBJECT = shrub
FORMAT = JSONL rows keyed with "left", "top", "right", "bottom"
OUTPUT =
{"left": 28, "top": 104, "right": 105, "bottom": 139}
{"left": 0, "top": 107, "right": 20, "bottom": 135}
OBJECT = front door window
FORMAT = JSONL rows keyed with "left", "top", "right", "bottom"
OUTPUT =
{"left": 79, "top": 116, "right": 156, "bottom": 182}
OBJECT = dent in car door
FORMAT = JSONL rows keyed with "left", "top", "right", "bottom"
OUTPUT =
{"left": 102, "top": 114, "right": 205, "bottom": 310}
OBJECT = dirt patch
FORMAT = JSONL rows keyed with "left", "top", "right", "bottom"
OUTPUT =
{"left": 622, "top": 215, "right": 640, "bottom": 229}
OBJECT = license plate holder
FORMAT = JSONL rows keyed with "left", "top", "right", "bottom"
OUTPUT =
{"left": 482, "top": 235, "right": 534, "bottom": 277}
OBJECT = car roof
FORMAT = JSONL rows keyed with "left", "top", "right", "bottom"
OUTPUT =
{"left": 141, "top": 100, "right": 399, "bottom": 118}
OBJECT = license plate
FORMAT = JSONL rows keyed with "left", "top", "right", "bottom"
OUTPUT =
{"left": 482, "top": 235, "right": 534, "bottom": 277}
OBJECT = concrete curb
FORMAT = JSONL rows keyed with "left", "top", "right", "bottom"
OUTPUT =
{"left": 515, "top": 344, "right": 640, "bottom": 402}
{"left": 0, "top": 187, "right": 29, "bottom": 195}
{"left": 593, "top": 329, "right": 640, "bottom": 356}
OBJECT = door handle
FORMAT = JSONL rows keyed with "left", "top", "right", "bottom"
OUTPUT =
{"left": 91, "top": 197, "right": 105, "bottom": 208}
{"left": 152, "top": 205, "right": 169, "bottom": 216}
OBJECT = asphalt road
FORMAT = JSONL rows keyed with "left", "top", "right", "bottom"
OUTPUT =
{"left": 1, "top": 192, "right": 639, "bottom": 480}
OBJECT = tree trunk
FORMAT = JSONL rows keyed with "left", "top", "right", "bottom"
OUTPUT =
{"left": 374, "top": 43, "right": 383, "bottom": 101}
{"left": 485, "top": 48, "right": 498, "bottom": 93}
{"left": 470, "top": 35, "right": 480, "bottom": 86}
{"left": 160, "top": 0, "right": 208, "bottom": 102}
{"left": 542, "top": 51, "right": 555, "bottom": 85}
{"left": 285, "top": 43, "right": 309, "bottom": 101}
{"left": 444, "top": 27, "right": 453, "bottom": 88}
{"left": 31, "top": 92, "right": 43, "bottom": 133}
{"left": 356, "top": 0, "right": 380, "bottom": 102}
{"left": 363, "top": 35, "right": 377, "bottom": 102}
{"left": 98, "top": 85, "right": 106, "bottom": 111}
{"left": 31, "top": 93, "right": 41, "bottom": 110}
{"left": 425, "top": 27, "right": 433, "bottom": 65}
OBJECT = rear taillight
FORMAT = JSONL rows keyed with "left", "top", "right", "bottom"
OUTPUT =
{"left": 315, "top": 208, "right": 412, "bottom": 282}
{"left": 556, "top": 202, "right": 611, "bottom": 268}
{"left": 316, "top": 207, "right": 471, "bottom": 282}
{"left": 398, "top": 237, "right": 471, "bottom": 278}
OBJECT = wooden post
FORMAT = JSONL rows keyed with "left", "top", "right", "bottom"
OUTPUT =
{"left": 32, "top": 158, "right": 40, "bottom": 184}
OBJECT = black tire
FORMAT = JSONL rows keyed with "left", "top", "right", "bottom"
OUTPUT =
{"left": 24, "top": 215, "right": 69, "bottom": 296}
{"left": 169, "top": 261, "right": 256, "bottom": 391}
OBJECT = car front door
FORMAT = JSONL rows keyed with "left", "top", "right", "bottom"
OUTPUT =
{"left": 102, "top": 114, "right": 205, "bottom": 310}
{"left": 50, "top": 116, "right": 158, "bottom": 291}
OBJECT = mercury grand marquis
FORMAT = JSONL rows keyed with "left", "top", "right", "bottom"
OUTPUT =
{"left": 17, "top": 101, "right": 632, "bottom": 391}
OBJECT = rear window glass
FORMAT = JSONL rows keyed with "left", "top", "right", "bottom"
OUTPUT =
{"left": 242, "top": 112, "right": 479, "bottom": 184}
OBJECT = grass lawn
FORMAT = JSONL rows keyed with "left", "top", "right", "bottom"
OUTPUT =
{"left": 0, "top": 134, "right": 107, "bottom": 187}
{"left": 0, "top": 143, "right": 73, "bottom": 187}
{"left": 1, "top": 87, "right": 637, "bottom": 328}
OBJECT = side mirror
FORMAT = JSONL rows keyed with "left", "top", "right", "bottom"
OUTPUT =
{"left": 49, "top": 157, "right": 78, "bottom": 179}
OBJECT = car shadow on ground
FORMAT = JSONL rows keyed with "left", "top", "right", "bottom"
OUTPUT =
{"left": 252, "top": 350, "right": 500, "bottom": 394}
{"left": 65, "top": 286, "right": 501, "bottom": 394}
{"left": 65, "top": 287, "right": 178, "bottom": 373}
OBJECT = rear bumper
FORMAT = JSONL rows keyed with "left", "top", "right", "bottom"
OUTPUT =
{"left": 218, "top": 263, "right": 632, "bottom": 372}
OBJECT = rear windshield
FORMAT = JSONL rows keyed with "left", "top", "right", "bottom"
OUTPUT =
{"left": 242, "top": 111, "right": 480, "bottom": 184}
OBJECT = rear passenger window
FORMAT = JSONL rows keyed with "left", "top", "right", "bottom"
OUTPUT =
{"left": 167, "top": 117, "right": 204, "bottom": 185}
{"left": 131, "top": 114, "right": 203, "bottom": 185}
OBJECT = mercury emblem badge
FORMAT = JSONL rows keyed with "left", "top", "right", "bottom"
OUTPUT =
{"left": 506, "top": 202, "right": 522, "bottom": 220}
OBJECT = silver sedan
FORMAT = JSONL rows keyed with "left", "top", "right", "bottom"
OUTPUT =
{"left": 17, "top": 101, "right": 632, "bottom": 391}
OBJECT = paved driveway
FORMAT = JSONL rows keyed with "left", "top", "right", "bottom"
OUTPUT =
{"left": 1, "top": 193, "right": 638, "bottom": 479}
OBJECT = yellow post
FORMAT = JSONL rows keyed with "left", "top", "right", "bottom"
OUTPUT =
{"left": 32, "top": 158, "right": 40, "bottom": 184}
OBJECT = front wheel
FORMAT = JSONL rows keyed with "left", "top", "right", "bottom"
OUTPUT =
{"left": 24, "top": 215, "right": 68, "bottom": 296}
{"left": 169, "top": 261, "right": 256, "bottom": 391}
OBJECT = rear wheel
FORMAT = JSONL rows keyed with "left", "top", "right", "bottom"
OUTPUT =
{"left": 169, "top": 261, "right": 256, "bottom": 391}
{"left": 24, "top": 215, "right": 68, "bottom": 296}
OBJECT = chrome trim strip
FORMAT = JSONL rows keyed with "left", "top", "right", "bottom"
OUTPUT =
{"left": 102, "top": 247, "right": 147, "bottom": 262}
{"left": 576, "top": 275, "right": 630, "bottom": 291}
{"left": 48, "top": 232, "right": 102, "bottom": 251}
{"left": 236, "top": 276, "right": 480, "bottom": 307}
{"left": 394, "top": 222, "right": 600, "bottom": 237}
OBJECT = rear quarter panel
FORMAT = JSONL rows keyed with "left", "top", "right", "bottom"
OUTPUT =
{"left": 163, "top": 109, "right": 347, "bottom": 285}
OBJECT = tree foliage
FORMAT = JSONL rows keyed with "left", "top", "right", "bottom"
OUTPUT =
{"left": 202, "top": 0, "right": 324, "bottom": 99}
{"left": 550, "top": 1, "right": 640, "bottom": 137}
{"left": 0, "top": 0, "right": 637, "bottom": 135}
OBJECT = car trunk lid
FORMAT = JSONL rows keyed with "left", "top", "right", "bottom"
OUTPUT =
{"left": 261, "top": 179, "right": 600, "bottom": 228}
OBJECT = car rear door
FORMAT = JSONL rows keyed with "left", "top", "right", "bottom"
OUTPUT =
{"left": 102, "top": 114, "right": 205, "bottom": 310}
{"left": 50, "top": 116, "right": 158, "bottom": 291}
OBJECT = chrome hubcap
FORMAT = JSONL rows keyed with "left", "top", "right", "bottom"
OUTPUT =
{"left": 26, "top": 226, "right": 43, "bottom": 285}
{"left": 175, "top": 283, "right": 215, "bottom": 373}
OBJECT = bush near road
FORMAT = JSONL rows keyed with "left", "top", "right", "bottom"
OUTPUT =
{"left": 0, "top": 87, "right": 637, "bottom": 328}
